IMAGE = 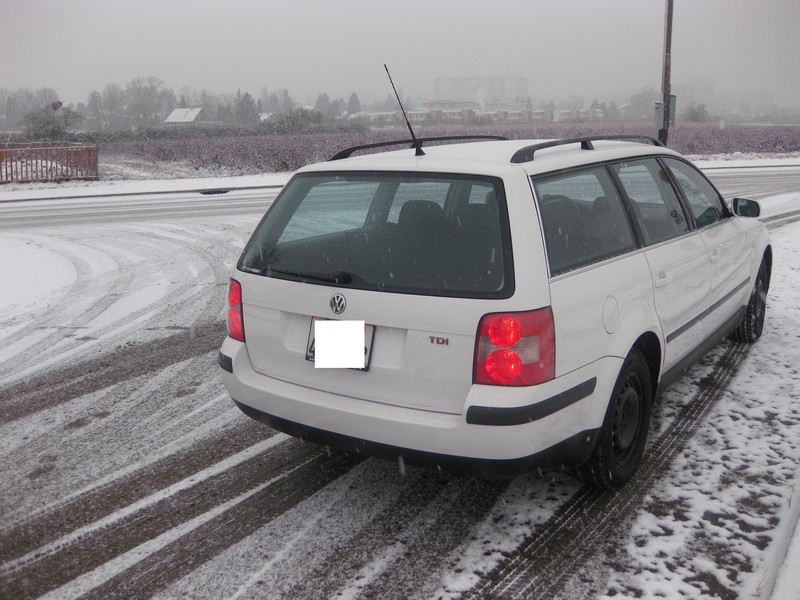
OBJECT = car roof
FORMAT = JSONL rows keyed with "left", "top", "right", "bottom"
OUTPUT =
{"left": 296, "top": 138, "right": 685, "bottom": 179}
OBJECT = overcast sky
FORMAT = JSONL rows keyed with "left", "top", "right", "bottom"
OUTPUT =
{"left": 3, "top": 0, "right": 798, "bottom": 106}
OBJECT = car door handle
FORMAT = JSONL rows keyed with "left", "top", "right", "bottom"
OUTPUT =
{"left": 710, "top": 249, "right": 720, "bottom": 263}
{"left": 654, "top": 272, "right": 671, "bottom": 288}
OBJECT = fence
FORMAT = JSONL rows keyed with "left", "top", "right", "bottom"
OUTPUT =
{"left": 0, "top": 144, "right": 99, "bottom": 183}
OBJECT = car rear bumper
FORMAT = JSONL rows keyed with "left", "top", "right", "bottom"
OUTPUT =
{"left": 233, "top": 399, "right": 598, "bottom": 477}
{"left": 219, "top": 337, "right": 622, "bottom": 474}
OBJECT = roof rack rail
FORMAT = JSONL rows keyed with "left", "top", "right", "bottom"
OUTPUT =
{"left": 510, "top": 135, "right": 664, "bottom": 164}
{"left": 330, "top": 135, "right": 508, "bottom": 161}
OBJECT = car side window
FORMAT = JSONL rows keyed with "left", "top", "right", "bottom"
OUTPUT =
{"left": 533, "top": 166, "right": 636, "bottom": 276}
{"left": 611, "top": 159, "right": 689, "bottom": 246}
{"left": 662, "top": 157, "right": 725, "bottom": 228}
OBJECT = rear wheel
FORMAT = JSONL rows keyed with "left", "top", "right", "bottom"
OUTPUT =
{"left": 574, "top": 350, "right": 652, "bottom": 490}
{"left": 731, "top": 260, "right": 768, "bottom": 343}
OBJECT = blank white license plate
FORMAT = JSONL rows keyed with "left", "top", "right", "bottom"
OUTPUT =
{"left": 305, "top": 317, "right": 375, "bottom": 371}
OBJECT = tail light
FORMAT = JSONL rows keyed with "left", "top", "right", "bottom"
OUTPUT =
{"left": 474, "top": 308, "right": 555, "bottom": 386}
{"left": 227, "top": 279, "right": 245, "bottom": 342}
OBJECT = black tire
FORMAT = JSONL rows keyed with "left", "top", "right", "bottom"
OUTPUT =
{"left": 574, "top": 350, "right": 652, "bottom": 490}
{"left": 731, "top": 260, "right": 768, "bottom": 343}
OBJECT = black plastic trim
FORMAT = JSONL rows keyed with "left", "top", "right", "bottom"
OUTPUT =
{"left": 218, "top": 352, "right": 233, "bottom": 373}
{"left": 466, "top": 378, "right": 597, "bottom": 426}
{"left": 330, "top": 135, "right": 508, "bottom": 160}
{"left": 659, "top": 305, "right": 746, "bottom": 395}
{"left": 666, "top": 278, "right": 750, "bottom": 343}
{"left": 511, "top": 135, "right": 664, "bottom": 164}
{"left": 232, "top": 400, "right": 599, "bottom": 477}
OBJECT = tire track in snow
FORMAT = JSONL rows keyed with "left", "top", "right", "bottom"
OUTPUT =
{"left": 132, "top": 227, "right": 232, "bottom": 326}
{"left": 0, "top": 236, "right": 136, "bottom": 379}
{"left": 1, "top": 221, "right": 240, "bottom": 387}
{"left": 273, "top": 471, "right": 479, "bottom": 599}
{"left": 461, "top": 341, "right": 749, "bottom": 599}
{"left": 1, "top": 433, "right": 316, "bottom": 599}
{"left": 1, "top": 350, "right": 242, "bottom": 524}
{"left": 337, "top": 477, "right": 509, "bottom": 600}
{"left": 0, "top": 418, "right": 271, "bottom": 563}
{"left": 457, "top": 211, "right": 796, "bottom": 598}
{"left": 46, "top": 451, "right": 361, "bottom": 600}
{"left": 765, "top": 209, "right": 800, "bottom": 230}
{"left": 0, "top": 321, "right": 226, "bottom": 425}
{"left": 0, "top": 236, "right": 94, "bottom": 365}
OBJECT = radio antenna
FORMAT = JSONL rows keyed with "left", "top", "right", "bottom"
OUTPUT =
{"left": 384, "top": 64, "right": 424, "bottom": 156}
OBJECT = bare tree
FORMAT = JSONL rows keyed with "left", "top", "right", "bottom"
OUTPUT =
{"left": 5, "top": 88, "right": 38, "bottom": 129}
{"left": 35, "top": 87, "right": 60, "bottom": 108}
{"left": 101, "top": 83, "right": 127, "bottom": 129}
{"left": 21, "top": 104, "right": 83, "bottom": 140}
{"left": 125, "top": 76, "right": 166, "bottom": 128}
{"left": 86, "top": 91, "right": 106, "bottom": 130}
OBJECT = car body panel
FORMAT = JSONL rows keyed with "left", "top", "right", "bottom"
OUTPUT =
{"left": 220, "top": 137, "right": 771, "bottom": 475}
{"left": 221, "top": 335, "right": 623, "bottom": 462}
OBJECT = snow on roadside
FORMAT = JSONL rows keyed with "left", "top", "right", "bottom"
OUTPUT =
{"left": 426, "top": 222, "right": 800, "bottom": 600}
{"left": 0, "top": 151, "right": 796, "bottom": 201}
{"left": 691, "top": 152, "right": 800, "bottom": 169}
{"left": 590, "top": 222, "right": 800, "bottom": 599}
{"left": 1, "top": 154, "right": 798, "bottom": 598}
{"left": 0, "top": 172, "right": 291, "bottom": 202}
{"left": 0, "top": 235, "right": 77, "bottom": 317}
{"left": 772, "top": 516, "right": 800, "bottom": 600}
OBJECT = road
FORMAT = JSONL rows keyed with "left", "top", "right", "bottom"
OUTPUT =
{"left": 703, "top": 164, "right": 800, "bottom": 200}
{"left": 1, "top": 166, "right": 799, "bottom": 599}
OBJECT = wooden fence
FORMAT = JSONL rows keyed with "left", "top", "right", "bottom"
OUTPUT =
{"left": 0, "top": 145, "right": 99, "bottom": 183}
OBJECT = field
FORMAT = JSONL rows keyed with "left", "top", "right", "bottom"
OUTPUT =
{"left": 97, "top": 122, "right": 800, "bottom": 178}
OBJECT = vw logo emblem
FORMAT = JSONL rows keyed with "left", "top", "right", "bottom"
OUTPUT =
{"left": 330, "top": 293, "right": 347, "bottom": 315}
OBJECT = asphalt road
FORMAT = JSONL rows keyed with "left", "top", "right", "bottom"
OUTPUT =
{"left": 1, "top": 166, "right": 798, "bottom": 599}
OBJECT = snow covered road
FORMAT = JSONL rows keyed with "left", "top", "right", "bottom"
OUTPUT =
{"left": 1, "top": 163, "right": 799, "bottom": 599}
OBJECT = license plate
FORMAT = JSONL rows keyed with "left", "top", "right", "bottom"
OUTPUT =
{"left": 305, "top": 317, "right": 375, "bottom": 371}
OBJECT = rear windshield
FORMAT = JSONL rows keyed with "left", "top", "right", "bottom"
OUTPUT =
{"left": 239, "top": 171, "right": 514, "bottom": 298}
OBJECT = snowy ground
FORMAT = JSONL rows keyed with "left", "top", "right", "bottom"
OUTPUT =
{"left": 0, "top": 154, "right": 799, "bottom": 599}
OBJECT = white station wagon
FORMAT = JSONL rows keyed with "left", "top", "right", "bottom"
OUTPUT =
{"left": 219, "top": 135, "right": 771, "bottom": 489}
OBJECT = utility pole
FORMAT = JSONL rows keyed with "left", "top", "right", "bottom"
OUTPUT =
{"left": 658, "top": 0, "right": 674, "bottom": 146}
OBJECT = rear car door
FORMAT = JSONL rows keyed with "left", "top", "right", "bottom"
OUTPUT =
{"left": 532, "top": 165, "right": 648, "bottom": 375}
{"left": 611, "top": 159, "right": 709, "bottom": 371}
{"left": 662, "top": 157, "right": 753, "bottom": 330}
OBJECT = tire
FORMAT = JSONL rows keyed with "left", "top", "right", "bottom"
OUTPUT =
{"left": 731, "top": 260, "right": 768, "bottom": 344}
{"left": 574, "top": 350, "right": 652, "bottom": 490}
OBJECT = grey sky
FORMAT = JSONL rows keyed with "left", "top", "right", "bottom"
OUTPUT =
{"left": 3, "top": 0, "right": 798, "bottom": 106}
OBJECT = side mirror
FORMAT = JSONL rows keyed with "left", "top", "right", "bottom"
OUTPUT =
{"left": 732, "top": 197, "right": 760, "bottom": 218}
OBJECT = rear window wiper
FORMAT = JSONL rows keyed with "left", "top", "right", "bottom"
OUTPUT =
{"left": 266, "top": 268, "right": 353, "bottom": 284}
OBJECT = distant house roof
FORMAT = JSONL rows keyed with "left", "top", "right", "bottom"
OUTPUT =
{"left": 259, "top": 112, "right": 273, "bottom": 122}
{"left": 165, "top": 107, "right": 203, "bottom": 124}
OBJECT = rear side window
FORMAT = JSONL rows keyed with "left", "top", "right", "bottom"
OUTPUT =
{"left": 611, "top": 159, "right": 690, "bottom": 245}
{"left": 662, "top": 157, "right": 725, "bottom": 227}
{"left": 239, "top": 172, "right": 513, "bottom": 298}
{"left": 533, "top": 167, "right": 636, "bottom": 276}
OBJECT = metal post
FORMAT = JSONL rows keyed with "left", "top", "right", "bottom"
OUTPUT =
{"left": 658, "top": 0, "right": 674, "bottom": 146}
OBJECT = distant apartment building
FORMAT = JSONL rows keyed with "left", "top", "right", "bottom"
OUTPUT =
{"left": 434, "top": 76, "right": 530, "bottom": 104}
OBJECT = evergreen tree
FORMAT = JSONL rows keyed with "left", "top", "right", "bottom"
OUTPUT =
{"left": 347, "top": 92, "right": 361, "bottom": 114}
{"left": 314, "top": 93, "right": 331, "bottom": 117}
{"left": 235, "top": 90, "right": 259, "bottom": 124}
